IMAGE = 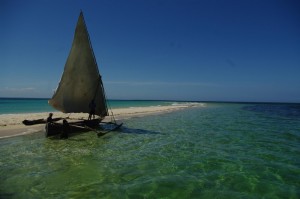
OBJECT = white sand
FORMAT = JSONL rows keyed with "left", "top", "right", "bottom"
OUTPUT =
{"left": 0, "top": 103, "right": 202, "bottom": 139}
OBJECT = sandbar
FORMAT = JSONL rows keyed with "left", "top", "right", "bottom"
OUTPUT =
{"left": 0, "top": 103, "right": 202, "bottom": 139}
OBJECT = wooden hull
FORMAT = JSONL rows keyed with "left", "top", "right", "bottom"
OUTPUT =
{"left": 45, "top": 119, "right": 100, "bottom": 137}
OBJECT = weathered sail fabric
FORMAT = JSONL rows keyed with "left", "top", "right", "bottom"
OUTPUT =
{"left": 49, "top": 12, "right": 108, "bottom": 117}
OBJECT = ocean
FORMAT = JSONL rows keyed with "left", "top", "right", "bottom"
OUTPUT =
{"left": 0, "top": 99, "right": 299, "bottom": 198}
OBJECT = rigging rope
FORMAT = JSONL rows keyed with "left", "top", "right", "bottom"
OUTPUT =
{"left": 107, "top": 100, "right": 117, "bottom": 124}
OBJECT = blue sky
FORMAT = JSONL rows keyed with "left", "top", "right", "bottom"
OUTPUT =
{"left": 1, "top": 0, "right": 300, "bottom": 102}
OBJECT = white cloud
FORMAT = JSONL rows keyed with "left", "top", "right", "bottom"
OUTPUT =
{"left": 2, "top": 87, "right": 36, "bottom": 91}
{"left": 0, "top": 87, "right": 37, "bottom": 97}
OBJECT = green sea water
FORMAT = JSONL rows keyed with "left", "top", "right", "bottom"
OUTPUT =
{"left": 0, "top": 103, "right": 299, "bottom": 198}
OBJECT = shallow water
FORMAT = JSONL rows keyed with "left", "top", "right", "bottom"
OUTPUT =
{"left": 0, "top": 103, "right": 299, "bottom": 198}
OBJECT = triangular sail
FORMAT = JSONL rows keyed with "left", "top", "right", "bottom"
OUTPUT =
{"left": 49, "top": 12, "right": 108, "bottom": 117}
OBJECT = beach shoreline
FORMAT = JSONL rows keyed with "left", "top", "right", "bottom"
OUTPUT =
{"left": 0, "top": 103, "right": 202, "bottom": 139}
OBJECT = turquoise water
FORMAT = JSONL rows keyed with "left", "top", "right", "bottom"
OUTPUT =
{"left": 0, "top": 98, "right": 54, "bottom": 114}
{"left": 0, "top": 98, "right": 176, "bottom": 114}
{"left": 0, "top": 103, "right": 300, "bottom": 198}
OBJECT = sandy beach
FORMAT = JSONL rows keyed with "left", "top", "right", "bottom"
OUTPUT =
{"left": 0, "top": 103, "right": 200, "bottom": 139}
